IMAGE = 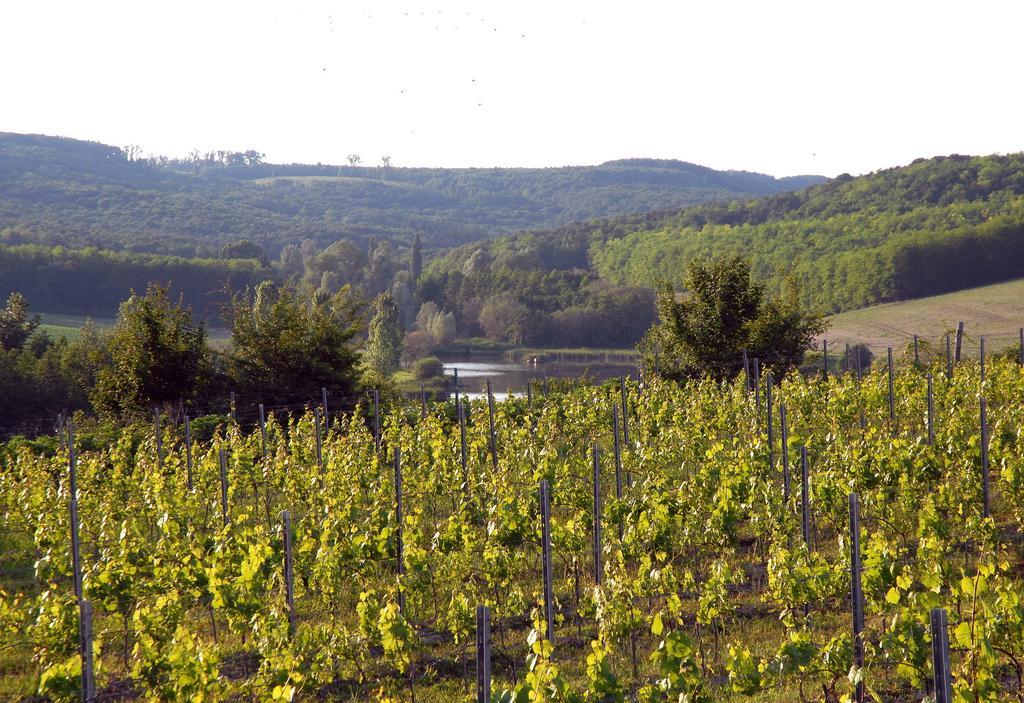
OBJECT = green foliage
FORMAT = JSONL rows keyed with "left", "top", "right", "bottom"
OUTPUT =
{"left": 2, "top": 355, "right": 1024, "bottom": 700}
{"left": 228, "top": 282, "right": 363, "bottom": 407}
{"left": 91, "top": 285, "right": 208, "bottom": 415}
{"left": 590, "top": 154, "right": 1024, "bottom": 312}
{"left": 364, "top": 294, "right": 403, "bottom": 380}
{"left": 640, "top": 257, "right": 825, "bottom": 378}
{"left": 0, "top": 243, "right": 269, "bottom": 319}
{"left": 0, "top": 133, "right": 818, "bottom": 260}
{"left": 410, "top": 356, "right": 444, "bottom": 381}
{"left": 0, "top": 292, "right": 39, "bottom": 351}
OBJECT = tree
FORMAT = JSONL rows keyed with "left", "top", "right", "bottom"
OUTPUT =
{"left": 92, "top": 285, "right": 209, "bottom": 415}
{"left": 640, "top": 256, "right": 825, "bottom": 380}
{"left": 364, "top": 293, "right": 403, "bottom": 379}
{"left": 278, "top": 245, "right": 305, "bottom": 283}
{"left": 0, "top": 292, "right": 40, "bottom": 351}
{"left": 220, "top": 239, "right": 269, "bottom": 266}
{"left": 478, "top": 294, "right": 533, "bottom": 345}
{"left": 410, "top": 232, "right": 422, "bottom": 281}
{"left": 346, "top": 153, "right": 362, "bottom": 167}
{"left": 228, "top": 282, "right": 363, "bottom": 406}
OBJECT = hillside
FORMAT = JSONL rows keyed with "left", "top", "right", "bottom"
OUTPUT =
{"left": 424, "top": 154, "right": 1024, "bottom": 323}
{"left": 824, "top": 277, "right": 1024, "bottom": 355}
{"left": 0, "top": 133, "right": 823, "bottom": 258}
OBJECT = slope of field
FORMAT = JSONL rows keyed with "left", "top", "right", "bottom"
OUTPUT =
{"left": 825, "top": 277, "right": 1024, "bottom": 355}
{"left": 0, "top": 133, "right": 824, "bottom": 256}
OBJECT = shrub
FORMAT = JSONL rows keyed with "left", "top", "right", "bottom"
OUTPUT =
{"left": 412, "top": 356, "right": 445, "bottom": 381}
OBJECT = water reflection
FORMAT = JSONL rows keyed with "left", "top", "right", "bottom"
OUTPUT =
{"left": 442, "top": 355, "right": 637, "bottom": 400}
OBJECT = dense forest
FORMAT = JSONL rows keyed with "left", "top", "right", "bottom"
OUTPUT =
{"left": 7, "top": 133, "right": 1024, "bottom": 350}
{"left": 426, "top": 153, "right": 1024, "bottom": 318}
{"left": 0, "top": 133, "right": 822, "bottom": 257}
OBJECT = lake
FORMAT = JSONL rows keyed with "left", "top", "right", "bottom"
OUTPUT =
{"left": 441, "top": 354, "right": 639, "bottom": 400}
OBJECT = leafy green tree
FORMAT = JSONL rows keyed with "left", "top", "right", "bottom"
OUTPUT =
{"left": 228, "top": 282, "right": 363, "bottom": 406}
{"left": 92, "top": 285, "right": 209, "bottom": 415}
{"left": 364, "top": 293, "right": 403, "bottom": 379}
{"left": 640, "top": 256, "right": 825, "bottom": 379}
{"left": 0, "top": 292, "right": 40, "bottom": 351}
{"left": 410, "top": 232, "right": 422, "bottom": 282}
{"left": 220, "top": 239, "right": 269, "bottom": 266}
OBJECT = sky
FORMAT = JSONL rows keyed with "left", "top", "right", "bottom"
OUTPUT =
{"left": 2, "top": 0, "right": 1022, "bottom": 177}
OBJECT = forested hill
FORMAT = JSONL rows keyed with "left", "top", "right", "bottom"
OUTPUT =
{"left": 0, "top": 133, "right": 823, "bottom": 257}
{"left": 424, "top": 153, "right": 1024, "bottom": 316}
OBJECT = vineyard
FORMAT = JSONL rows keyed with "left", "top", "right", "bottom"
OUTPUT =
{"left": 2, "top": 353, "right": 1024, "bottom": 703}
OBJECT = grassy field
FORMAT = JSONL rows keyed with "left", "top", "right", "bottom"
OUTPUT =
{"left": 38, "top": 312, "right": 115, "bottom": 341}
{"left": 38, "top": 312, "right": 230, "bottom": 342}
{"left": 823, "top": 277, "right": 1024, "bottom": 356}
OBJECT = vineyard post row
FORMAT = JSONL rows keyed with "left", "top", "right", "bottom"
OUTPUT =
{"left": 55, "top": 333, "right": 1012, "bottom": 701}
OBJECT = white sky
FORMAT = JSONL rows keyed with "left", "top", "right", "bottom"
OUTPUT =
{"left": 2, "top": 0, "right": 1022, "bottom": 177}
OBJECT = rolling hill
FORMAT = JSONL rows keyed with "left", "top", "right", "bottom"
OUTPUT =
{"left": 0, "top": 133, "right": 823, "bottom": 258}
{"left": 823, "top": 277, "right": 1024, "bottom": 356}
{"left": 424, "top": 153, "right": 1024, "bottom": 320}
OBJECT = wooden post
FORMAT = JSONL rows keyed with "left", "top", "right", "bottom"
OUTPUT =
{"left": 282, "top": 510, "right": 295, "bottom": 637}
{"left": 68, "top": 420, "right": 84, "bottom": 602}
{"left": 453, "top": 367, "right": 459, "bottom": 395}
{"left": 849, "top": 494, "right": 864, "bottom": 703}
{"left": 154, "top": 408, "right": 162, "bottom": 470}
{"left": 945, "top": 333, "right": 953, "bottom": 379}
{"left": 800, "top": 446, "right": 811, "bottom": 549}
{"left": 68, "top": 425, "right": 95, "bottom": 702}
{"left": 219, "top": 447, "right": 229, "bottom": 527}
{"left": 855, "top": 345, "right": 862, "bottom": 383}
{"left": 914, "top": 335, "right": 919, "bottom": 366}
{"left": 542, "top": 374, "right": 549, "bottom": 397}
{"left": 980, "top": 397, "right": 990, "bottom": 519}
{"left": 458, "top": 397, "right": 468, "bottom": 487}
{"left": 394, "top": 447, "right": 406, "bottom": 613}
{"left": 230, "top": 391, "right": 236, "bottom": 424}
{"left": 592, "top": 444, "right": 602, "bottom": 586}
{"left": 321, "top": 387, "right": 329, "bottom": 430}
{"left": 613, "top": 406, "right": 624, "bottom": 540}
{"left": 753, "top": 358, "right": 761, "bottom": 412}
{"left": 373, "top": 389, "right": 381, "bottom": 454}
{"left": 185, "top": 414, "right": 193, "bottom": 490}
{"left": 822, "top": 338, "right": 828, "bottom": 379}
{"left": 258, "top": 404, "right": 267, "bottom": 459}
{"left": 954, "top": 321, "right": 964, "bottom": 363}
{"left": 742, "top": 348, "right": 750, "bottom": 390}
{"left": 845, "top": 343, "right": 850, "bottom": 376}
{"left": 486, "top": 380, "right": 498, "bottom": 472}
{"left": 620, "top": 376, "right": 630, "bottom": 449}
{"left": 980, "top": 335, "right": 986, "bottom": 384}
{"left": 314, "top": 407, "right": 324, "bottom": 473}
{"left": 476, "top": 605, "right": 492, "bottom": 703}
{"left": 927, "top": 374, "right": 934, "bottom": 446}
{"left": 612, "top": 406, "right": 623, "bottom": 496}
{"left": 1020, "top": 328, "right": 1023, "bottom": 366}
{"left": 766, "top": 372, "right": 774, "bottom": 473}
{"left": 930, "top": 608, "right": 953, "bottom": 703}
{"left": 526, "top": 381, "right": 533, "bottom": 409}
{"left": 780, "top": 404, "right": 790, "bottom": 500}
{"left": 887, "top": 347, "right": 896, "bottom": 430}
{"left": 539, "top": 479, "right": 555, "bottom": 645}
{"left": 80, "top": 600, "right": 95, "bottom": 703}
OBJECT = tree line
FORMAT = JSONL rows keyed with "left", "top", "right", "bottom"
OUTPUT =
{"left": 430, "top": 153, "right": 1024, "bottom": 317}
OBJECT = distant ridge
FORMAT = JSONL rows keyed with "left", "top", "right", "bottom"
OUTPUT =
{"left": 0, "top": 132, "right": 825, "bottom": 258}
{"left": 426, "top": 152, "right": 1024, "bottom": 314}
